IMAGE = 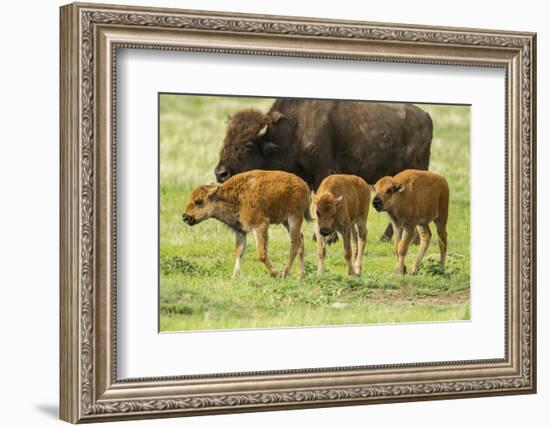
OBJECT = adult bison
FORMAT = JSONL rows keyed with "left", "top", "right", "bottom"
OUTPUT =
{"left": 214, "top": 99, "right": 433, "bottom": 240}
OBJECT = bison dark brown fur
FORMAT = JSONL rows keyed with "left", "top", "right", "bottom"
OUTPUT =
{"left": 213, "top": 99, "right": 433, "bottom": 241}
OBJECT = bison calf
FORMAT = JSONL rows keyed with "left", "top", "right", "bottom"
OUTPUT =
{"left": 372, "top": 169, "right": 449, "bottom": 275}
{"left": 182, "top": 170, "right": 309, "bottom": 278}
{"left": 311, "top": 175, "right": 370, "bottom": 276}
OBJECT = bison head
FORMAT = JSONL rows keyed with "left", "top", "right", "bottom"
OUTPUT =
{"left": 214, "top": 109, "right": 284, "bottom": 183}
{"left": 311, "top": 192, "right": 343, "bottom": 237}
{"left": 371, "top": 177, "right": 404, "bottom": 212}
{"left": 182, "top": 184, "right": 220, "bottom": 226}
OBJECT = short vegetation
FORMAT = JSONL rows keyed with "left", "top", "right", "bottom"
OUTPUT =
{"left": 159, "top": 95, "right": 470, "bottom": 332}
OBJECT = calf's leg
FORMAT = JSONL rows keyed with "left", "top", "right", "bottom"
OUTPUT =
{"left": 355, "top": 221, "right": 367, "bottom": 275}
{"left": 435, "top": 219, "right": 448, "bottom": 271}
{"left": 341, "top": 227, "right": 355, "bottom": 276}
{"left": 282, "top": 215, "right": 304, "bottom": 278}
{"left": 381, "top": 222, "right": 394, "bottom": 242}
{"left": 313, "top": 222, "right": 326, "bottom": 275}
{"left": 411, "top": 224, "right": 431, "bottom": 274}
{"left": 232, "top": 231, "right": 247, "bottom": 278}
{"left": 392, "top": 223, "right": 403, "bottom": 256}
{"left": 396, "top": 225, "right": 415, "bottom": 274}
{"left": 384, "top": 222, "right": 422, "bottom": 245}
{"left": 297, "top": 232, "right": 305, "bottom": 278}
{"left": 350, "top": 226, "right": 358, "bottom": 266}
{"left": 254, "top": 224, "right": 278, "bottom": 277}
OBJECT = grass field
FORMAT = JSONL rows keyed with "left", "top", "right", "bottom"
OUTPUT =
{"left": 159, "top": 95, "right": 470, "bottom": 332}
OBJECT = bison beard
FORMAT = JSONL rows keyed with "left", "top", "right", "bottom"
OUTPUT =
{"left": 214, "top": 99, "right": 433, "bottom": 242}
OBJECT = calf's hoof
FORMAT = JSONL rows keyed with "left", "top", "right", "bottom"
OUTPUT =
{"left": 325, "top": 232, "right": 339, "bottom": 245}
{"left": 396, "top": 265, "right": 407, "bottom": 275}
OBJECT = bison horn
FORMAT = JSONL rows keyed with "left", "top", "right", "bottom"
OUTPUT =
{"left": 257, "top": 124, "right": 268, "bottom": 138}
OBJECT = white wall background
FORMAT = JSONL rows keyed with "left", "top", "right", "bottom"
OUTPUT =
{"left": 0, "top": 0, "right": 545, "bottom": 426}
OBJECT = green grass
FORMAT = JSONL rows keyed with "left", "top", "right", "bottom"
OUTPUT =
{"left": 159, "top": 95, "right": 471, "bottom": 332}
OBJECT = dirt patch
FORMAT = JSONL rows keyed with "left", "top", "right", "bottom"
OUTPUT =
{"left": 368, "top": 288, "right": 470, "bottom": 306}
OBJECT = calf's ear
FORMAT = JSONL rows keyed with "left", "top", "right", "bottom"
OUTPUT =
{"left": 335, "top": 195, "right": 344, "bottom": 207}
{"left": 261, "top": 141, "right": 279, "bottom": 155}
{"left": 395, "top": 184, "right": 405, "bottom": 193}
{"left": 206, "top": 185, "right": 221, "bottom": 200}
{"left": 369, "top": 184, "right": 376, "bottom": 193}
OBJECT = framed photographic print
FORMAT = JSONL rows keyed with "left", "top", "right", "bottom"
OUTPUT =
{"left": 59, "top": 2, "right": 537, "bottom": 423}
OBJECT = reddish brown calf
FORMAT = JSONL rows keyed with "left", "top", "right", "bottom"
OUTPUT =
{"left": 311, "top": 174, "right": 370, "bottom": 276}
{"left": 372, "top": 169, "right": 449, "bottom": 275}
{"left": 183, "top": 170, "right": 310, "bottom": 278}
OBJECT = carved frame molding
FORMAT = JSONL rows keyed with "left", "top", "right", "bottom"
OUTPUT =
{"left": 60, "top": 2, "right": 536, "bottom": 423}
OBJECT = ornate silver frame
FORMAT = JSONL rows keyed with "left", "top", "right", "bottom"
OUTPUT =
{"left": 60, "top": 2, "right": 536, "bottom": 423}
